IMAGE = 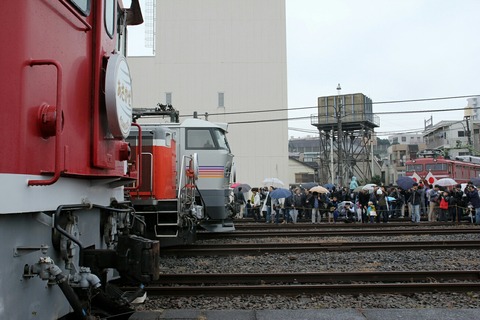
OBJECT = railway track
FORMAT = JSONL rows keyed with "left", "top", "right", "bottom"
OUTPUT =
{"left": 162, "top": 240, "right": 480, "bottom": 256}
{"left": 197, "top": 227, "right": 480, "bottom": 239}
{"left": 233, "top": 221, "right": 472, "bottom": 229}
{"left": 127, "top": 271, "right": 480, "bottom": 296}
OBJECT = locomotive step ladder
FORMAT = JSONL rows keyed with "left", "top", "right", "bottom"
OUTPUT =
{"left": 134, "top": 199, "right": 182, "bottom": 238}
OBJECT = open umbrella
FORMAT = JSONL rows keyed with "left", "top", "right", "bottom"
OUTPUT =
{"left": 323, "top": 183, "right": 335, "bottom": 190}
{"left": 396, "top": 176, "right": 415, "bottom": 190}
{"left": 362, "top": 183, "right": 377, "bottom": 191}
{"left": 436, "top": 178, "right": 457, "bottom": 187}
{"left": 299, "top": 182, "right": 318, "bottom": 190}
{"left": 233, "top": 183, "right": 251, "bottom": 193}
{"left": 337, "top": 200, "right": 353, "bottom": 210}
{"left": 269, "top": 188, "right": 292, "bottom": 199}
{"left": 309, "top": 186, "right": 330, "bottom": 194}
{"left": 470, "top": 177, "right": 480, "bottom": 187}
{"left": 263, "top": 178, "right": 284, "bottom": 188}
{"left": 353, "top": 185, "right": 365, "bottom": 192}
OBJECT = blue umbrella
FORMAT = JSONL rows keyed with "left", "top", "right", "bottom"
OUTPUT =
{"left": 323, "top": 183, "right": 335, "bottom": 190}
{"left": 269, "top": 188, "right": 292, "bottom": 199}
{"left": 396, "top": 176, "right": 415, "bottom": 190}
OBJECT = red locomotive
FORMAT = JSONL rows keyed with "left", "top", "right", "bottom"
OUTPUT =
{"left": 405, "top": 149, "right": 480, "bottom": 184}
{"left": 1, "top": 1, "right": 161, "bottom": 319}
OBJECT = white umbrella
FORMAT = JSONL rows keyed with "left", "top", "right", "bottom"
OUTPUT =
{"left": 362, "top": 183, "right": 377, "bottom": 191}
{"left": 262, "top": 178, "right": 284, "bottom": 188}
{"left": 309, "top": 186, "right": 330, "bottom": 194}
{"left": 436, "top": 178, "right": 457, "bottom": 187}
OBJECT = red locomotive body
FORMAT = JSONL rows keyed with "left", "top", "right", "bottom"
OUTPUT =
{"left": 0, "top": 2, "right": 160, "bottom": 319}
{"left": 2, "top": 1, "right": 129, "bottom": 183}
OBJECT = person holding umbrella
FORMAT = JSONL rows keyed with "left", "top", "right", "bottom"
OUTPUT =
{"left": 235, "top": 187, "right": 246, "bottom": 219}
{"left": 358, "top": 189, "right": 370, "bottom": 223}
{"left": 311, "top": 192, "right": 325, "bottom": 223}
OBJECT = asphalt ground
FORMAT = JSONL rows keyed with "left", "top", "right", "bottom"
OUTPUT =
{"left": 130, "top": 308, "right": 480, "bottom": 320}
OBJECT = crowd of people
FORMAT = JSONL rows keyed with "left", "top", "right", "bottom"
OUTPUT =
{"left": 232, "top": 178, "right": 480, "bottom": 225}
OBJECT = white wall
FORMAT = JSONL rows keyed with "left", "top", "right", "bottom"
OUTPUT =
{"left": 128, "top": 0, "right": 288, "bottom": 186}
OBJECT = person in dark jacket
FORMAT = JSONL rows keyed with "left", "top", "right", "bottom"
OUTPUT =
{"left": 451, "top": 184, "right": 464, "bottom": 223}
{"left": 358, "top": 189, "right": 370, "bottom": 223}
{"left": 407, "top": 183, "right": 422, "bottom": 222}
{"left": 303, "top": 189, "right": 313, "bottom": 221}
{"left": 465, "top": 183, "right": 480, "bottom": 224}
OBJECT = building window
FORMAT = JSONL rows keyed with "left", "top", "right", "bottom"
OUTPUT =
{"left": 401, "top": 137, "right": 406, "bottom": 142}
{"left": 166, "top": 92, "right": 172, "bottom": 105}
{"left": 218, "top": 92, "right": 225, "bottom": 108}
{"left": 458, "top": 131, "right": 465, "bottom": 137}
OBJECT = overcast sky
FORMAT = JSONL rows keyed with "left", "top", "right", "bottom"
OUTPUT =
{"left": 287, "top": 0, "right": 480, "bottom": 138}
{"left": 127, "top": 0, "right": 480, "bottom": 139}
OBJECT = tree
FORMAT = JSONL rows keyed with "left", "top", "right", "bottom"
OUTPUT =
{"left": 370, "top": 175, "right": 382, "bottom": 186}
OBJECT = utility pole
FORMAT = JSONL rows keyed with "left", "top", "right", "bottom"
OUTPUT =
{"left": 336, "top": 84, "right": 343, "bottom": 187}
{"left": 465, "top": 115, "right": 473, "bottom": 150}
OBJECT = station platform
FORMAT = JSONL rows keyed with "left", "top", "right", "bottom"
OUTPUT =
{"left": 131, "top": 308, "right": 480, "bottom": 320}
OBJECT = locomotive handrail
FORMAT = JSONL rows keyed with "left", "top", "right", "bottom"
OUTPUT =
{"left": 125, "top": 123, "right": 142, "bottom": 191}
{"left": 28, "top": 59, "right": 64, "bottom": 186}
{"left": 58, "top": 0, "right": 92, "bottom": 31}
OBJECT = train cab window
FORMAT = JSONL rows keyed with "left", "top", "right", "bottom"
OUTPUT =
{"left": 406, "top": 164, "right": 423, "bottom": 172}
{"left": 69, "top": 0, "right": 90, "bottom": 15}
{"left": 186, "top": 129, "right": 216, "bottom": 149}
{"left": 105, "top": 0, "right": 115, "bottom": 38}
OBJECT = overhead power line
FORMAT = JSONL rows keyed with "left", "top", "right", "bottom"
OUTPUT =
{"left": 178, "top": 94, "right": 479, "bottom": 118}
{"left": 226, "top": 106, "right": 478, "bottom": 125}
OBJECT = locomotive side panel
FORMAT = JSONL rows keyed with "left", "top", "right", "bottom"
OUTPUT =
{"left": 2, "top": 1, "right": 94, "bottom": 175}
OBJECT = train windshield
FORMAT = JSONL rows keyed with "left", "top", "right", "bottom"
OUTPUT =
{"left": 212, "top": 128, "right": 231, "bottom": 152}
{"left": 185, "top": 128, "right": 231, "bottom": 152}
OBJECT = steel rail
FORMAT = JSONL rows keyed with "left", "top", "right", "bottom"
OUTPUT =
{"left": 142, "top": 283, "right": 480, "bottom": 296}
{"left": 162, "top": 240, "right": 480, "bottom": 256}
{"left": 124, "top": 271, "right": 480, "bottom": 296}
{"left": 197, "top": 228, "right": 480, "bottom": 239}
{"left": 152, "top": 270, "right": 480, "bottom": 284}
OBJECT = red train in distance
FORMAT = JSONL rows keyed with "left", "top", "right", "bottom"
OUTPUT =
{"left": 405, "top": 149, "right": 480, "bottom": 185}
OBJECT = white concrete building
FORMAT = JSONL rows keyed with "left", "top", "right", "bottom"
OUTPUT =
{"left": 128, "top": 0, "right": 288, "bottom": 187}
{"left": 387, "top": 134, "right": 424, "bottom": 146}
